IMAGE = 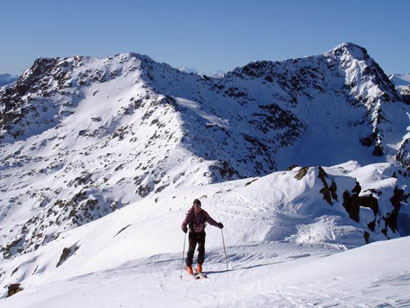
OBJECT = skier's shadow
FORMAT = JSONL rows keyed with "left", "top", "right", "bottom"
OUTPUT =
{"left": 205, "top": 261, "right": 285, "bottom": 275}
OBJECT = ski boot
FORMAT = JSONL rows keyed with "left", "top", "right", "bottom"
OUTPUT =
{"left": 186, "top": 265, "right": 194, "bottom": 275}
{"left": 196, "top": 263, "right": 203, "bottom": 273}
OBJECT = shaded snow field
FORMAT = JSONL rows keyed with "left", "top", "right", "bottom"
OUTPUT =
{"left": 1, "top": 161, "right": 409, "bottom": 307}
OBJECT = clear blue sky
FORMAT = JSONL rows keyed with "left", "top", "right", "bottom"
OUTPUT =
{"left": 1, "top": 0, "right": 409, "bottom": 75}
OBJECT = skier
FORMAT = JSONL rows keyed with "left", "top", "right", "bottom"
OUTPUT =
{"left": 181, "top": 199, "right": 223, "bottom": 275}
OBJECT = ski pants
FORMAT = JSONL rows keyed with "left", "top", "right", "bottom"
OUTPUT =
{"left": 186, "top": 231, "right": 206, "bottom": 266}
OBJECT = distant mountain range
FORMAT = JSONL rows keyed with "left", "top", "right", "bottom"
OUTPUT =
{"left": 0, "top": 73, "right": 18, "bottom": 87}
{"left": 178, "top": 66, "right": 225, "bottom": 78}
{"left": 389, "top": 73, "right": 410, "bottom": 87}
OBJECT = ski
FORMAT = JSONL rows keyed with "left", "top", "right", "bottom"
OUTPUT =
{"left": 194, "top": 272, "right": 208, "bottom": 279}
{"left": 186, "top": 271, "right": 200, "bottom": 279}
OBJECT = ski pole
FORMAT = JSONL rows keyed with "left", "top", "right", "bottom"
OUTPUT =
{"left": 221, "top": 229, "right": 229, "bottom": 271}
{"left": 180, "top": 232, "right": 187, "bottom": 279}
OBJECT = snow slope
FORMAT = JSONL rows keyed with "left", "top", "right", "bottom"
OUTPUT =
{"left": 1, "top": 235, "right": 409, "bottom": 307}
{"left": 0, "top": 162, "right": 409, "bottom": 304}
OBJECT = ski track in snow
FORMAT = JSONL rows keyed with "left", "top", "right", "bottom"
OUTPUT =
{"left": 2, "top": 240, "right": 410, "bottom": 308}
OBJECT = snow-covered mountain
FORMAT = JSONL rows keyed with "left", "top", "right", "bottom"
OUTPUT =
{"left": 389, "top": 73, "right": 410, "bottom": 87}
{"left": 1, "top": 42, "right": 409, "bottom": 257}
{"left": 0, "top": 74, "right": 18, "bottom": 87}
{"left": 389, "top": 73, "right": 410, "bottom": 104}
{"left": 0, "top": 42, "right": 410, "bottom": 305}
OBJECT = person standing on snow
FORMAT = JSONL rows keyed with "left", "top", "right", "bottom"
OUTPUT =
{"left": 181, "top": 199, "right": 223, "bottom": 275}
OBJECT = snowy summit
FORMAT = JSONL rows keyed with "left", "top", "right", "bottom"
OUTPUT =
{"left": 0, "top": 42, "right": 409, "bottom": 307}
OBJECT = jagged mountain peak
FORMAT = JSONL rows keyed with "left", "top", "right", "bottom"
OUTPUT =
{"left": 326, "top": 41, "right": 369, "bottom": 59}
{"left": 16, "top": 52, "right": 158, "bottom": 88}
{"left": 325, "top": 42, "right": 398, "bottom": 103}
{"left": 225, "top": 42, "right": 394, "bottom": 98}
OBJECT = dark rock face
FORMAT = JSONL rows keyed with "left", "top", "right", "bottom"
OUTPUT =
{"left": 384, "top": 188, "right": 409, "bottom": 233}
{"left": 209, "top": 161, "right": 239, "bottom": 181}
{"left": 341, "top": 182, "right": 410, "bottom": 242}
{"left": 397, "top": 138, "right": 410, "bottom": 171}
{"left": 317, "top": 167, "right": 338, "bottom": 205}
{"left": 294, "top": 167, "right": 310, "bottom": 180}
{"left": 364, "top": 231, "right": 370, "bottom": 243}
{"left": 1, "top": 59, "right": 57, "bottom": 118}
{"left": 137, "top": 184, "right": 153, "bottom": 198}
{"left": 0, "top": 57, "right": 76, "bottom": 141}
{"left": 359, "top": 196, "right": 378, "bottom": 216}
{"left": 400, "top": 86, "right": 410, "bottom": 104}
{"left": 342, "top": 182, "right": 379, "bottom": 223}
{"left": 7, "top": 283, "right": 23, "bottom": 297}
{"left": 57, "top": 245, "right": 79, "bottom": 267}
{"left": 1, "top": 238, "right": 24, "bottom": 259}
{"left": 293, "top": 165, "right": 408, "bottom": 243}
{"left": 251, "top": 104, "right": 305, "bottom": 143}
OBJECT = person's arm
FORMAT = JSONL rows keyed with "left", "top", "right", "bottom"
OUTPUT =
{"left": 181, "top": 209, "right": 193, "bottom": 233}
{"left": 204, "top": 211, "right": 223, "bottom": 229}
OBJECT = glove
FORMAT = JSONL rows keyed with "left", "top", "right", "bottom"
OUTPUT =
{"left": 218, "top": 222, "right": 224, "bottom": 229}
{"left": 182, "top": 226, "right": 188, "bottom": 233}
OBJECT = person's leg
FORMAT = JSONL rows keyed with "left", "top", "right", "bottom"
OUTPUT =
{"left": 186, "top": 232, "right": 198, "bottom": 266}
{"left": 197, "top": 232, "right": 206, "bottom": 265}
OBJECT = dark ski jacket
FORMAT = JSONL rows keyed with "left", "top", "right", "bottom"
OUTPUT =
{"left": 181, "top": 207, "right": 219, "bottom": 233}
